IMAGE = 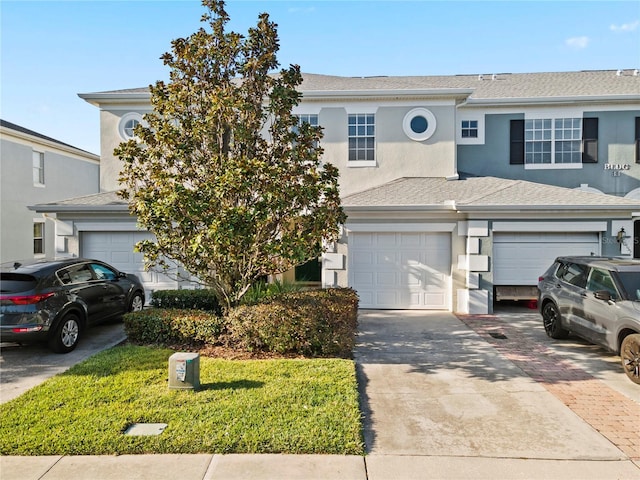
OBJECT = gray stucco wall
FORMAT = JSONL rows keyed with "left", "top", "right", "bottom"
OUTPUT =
{"left": 0, "top": 140, "right": 99, "bottom": 262}
{"left": 457, "top": 110, "right": 640, "bottom": 196}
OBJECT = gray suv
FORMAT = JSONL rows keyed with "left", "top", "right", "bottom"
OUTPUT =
{"left": 538, "top": 256, "right": 640, "bottom": 384}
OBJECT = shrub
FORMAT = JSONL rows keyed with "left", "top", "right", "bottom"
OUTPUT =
{"left": 240, "top": 279, "right": 304, "bottom": 305}
{"left": 224, "top": 288, "right": 359, "bottom": 358}
{"left": 151, "top": 289, "right": 222, "bottom": 314}
{"left": 124, "top": 308, "right": 225, "bottom": 346}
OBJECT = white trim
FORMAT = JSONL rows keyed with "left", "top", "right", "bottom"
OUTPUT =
{"left": 492, "top": 221, "right": 607, "bottom": 232}
{"left": 347, "top": 160, "right": 377, "bottom": 168}
{"left": 524, "top": 163, "right": 583, "bottom": 170}
{"left": 75, "top": 222, "right": 143, "bottom": 232}
{"left": 346, "top": 223, "right": 456, "bottom": 233}
{"left": 118, "top": 112, "right": 145, "bottom": 141}
{"left": 402, "top": 108, "right": 437, "bottom": 142}
{"left": 456, "top": 114, "right": 485, "bottom": 145}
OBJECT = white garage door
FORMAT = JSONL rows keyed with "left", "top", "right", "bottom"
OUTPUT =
{"left": 493, "top": 232, "right": 600, "bottom": 285}
{"left": 81, "top": 231, "right": 178, "bottom": 302}
{"left": 349, "top": 232, "right": 451, "bottom": 310}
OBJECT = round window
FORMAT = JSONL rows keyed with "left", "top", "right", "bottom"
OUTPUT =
{"left": 403, "top": 108, "right": 436, "bottom": 141}
{"left": 118, "top": 113, "right": 144, "bottom": 141}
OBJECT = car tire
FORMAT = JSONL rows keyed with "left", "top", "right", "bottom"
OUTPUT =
{"left": 620, "top": 333, "right": 640, "bottom": 385}
{"left": 129, "top": 292, "right": 144, "bottom": 312}
{"left": 49, "top": 313, "right": 81, "bottom": 353}
{"left": 542, "top": 302, "right": 569, "bottom": 339}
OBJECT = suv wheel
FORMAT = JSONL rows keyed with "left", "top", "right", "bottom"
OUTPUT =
{"left": 49, "top": 313, "right": 81, "bottom": 353}
{"left": 621, "top": 334, "right": 640, "bottom": 385}
{"left": 542, "top": 302, "right": 569, "bottom": 339}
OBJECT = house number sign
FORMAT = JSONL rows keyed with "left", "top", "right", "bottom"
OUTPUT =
{"left": 604, "top": 163, "right": 631, "bottom": 176}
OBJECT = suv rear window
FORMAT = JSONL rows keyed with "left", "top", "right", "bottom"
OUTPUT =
{"left": 556, "top": 262, "right": 588, "bottom": 288}
{"left": 0, "top": 273, "right": 38, "bottom": 293}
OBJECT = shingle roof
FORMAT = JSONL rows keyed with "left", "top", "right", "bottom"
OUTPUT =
{"left": 1, "top": 119, "right": 98, "bottom": 156}
{"left": 30, "top": 191, "right": 129, "bottom": 212}
{"left": 83, "top": 69, "right": 640, "bottom": 103}
{"left": 342, "top": 176, "right": 640, "bottom": 211}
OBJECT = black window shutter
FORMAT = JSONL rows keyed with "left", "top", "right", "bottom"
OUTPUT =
{"left": 582, "top": 117, "right": 598, "bottom": 163}
{"left": 510, "top": 119, "right": 524, "bottom": 165}
{"left": 635, "top": 117, "right": 640, "bottom": 164}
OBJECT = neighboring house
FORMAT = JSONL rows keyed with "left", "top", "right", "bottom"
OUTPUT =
{"left": 32, "top": 69, "right": 640, "bottom": 313}
{"left": 1, "top": 120, "right": 100, "bottom": 263}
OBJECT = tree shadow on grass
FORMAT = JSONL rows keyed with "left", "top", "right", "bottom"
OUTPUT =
{"left": 199, "top": 380, "right": 264, "bottom": 391}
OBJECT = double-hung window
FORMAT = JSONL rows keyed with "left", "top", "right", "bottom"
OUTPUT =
{"left": 525, "top": 118, "right": 581, "bottom": 166}
{"left": 511, "top": 116, "right": 592, "bottom": 168}
{"left": 33, "top": 151, "right": 45, "bottom": 186}
{"left": 33, "top": 222, "right": 44, "bottom": 255}
{"left": 294, "top": 114, "right": 319, "bottom": 149}
{"left": 348, "top": 114, "right": 375, "bottom": 164}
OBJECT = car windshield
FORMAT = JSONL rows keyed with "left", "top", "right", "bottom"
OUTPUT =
{"left": 0, "top": 273, "right": 38, "bottom": 293}
{"left": 617, "top": 272, "right": 640, "bottom": 301}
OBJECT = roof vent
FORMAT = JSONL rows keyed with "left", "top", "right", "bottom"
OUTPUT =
{"left": 634, "top": 69, "right": 639, "bottom": 76}
{"left": 478, "top": 74, "right": 484, "bottom": 81}
{"left": 491, "top": 74, "right": 497, "bottom": 80}
{"left": 616, "top": 69, "right": 623, "bottom": 76}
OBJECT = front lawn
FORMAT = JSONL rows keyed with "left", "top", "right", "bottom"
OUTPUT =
{"left": 0, "top": 345, "right": 364, "bottom": 456}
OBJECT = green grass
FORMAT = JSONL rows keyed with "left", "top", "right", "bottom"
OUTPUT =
{"left": 0, "top": 345, "right": 364, "bottom": 456}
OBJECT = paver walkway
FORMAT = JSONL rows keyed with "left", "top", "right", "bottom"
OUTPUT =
{"left": 458, "top": 313, "right": 640, "bottom": 461}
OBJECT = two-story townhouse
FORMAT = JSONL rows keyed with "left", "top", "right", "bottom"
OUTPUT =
{"left": 32, "top": 70, "right": 640, "bottom": 313}
{"left": 1, "top": 120, "right": 100, "bottom": 263}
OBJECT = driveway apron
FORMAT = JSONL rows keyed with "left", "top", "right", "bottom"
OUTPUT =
{"left": 354, "top": 310, "right": 625, "bottom": 460}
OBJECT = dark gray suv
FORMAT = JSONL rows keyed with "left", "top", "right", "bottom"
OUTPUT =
{"left": 0, "top": 258, "right": 145, "bottom": 353}
{"left": 538, "top": 256, "right": 640, "bottom": 384}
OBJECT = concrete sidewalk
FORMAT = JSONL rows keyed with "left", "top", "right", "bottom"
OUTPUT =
{"left": 2, "top": 453, "right": 640, "bottom": 480}
{"left": 2, "top": 310, "right": 640, "bottom": 479}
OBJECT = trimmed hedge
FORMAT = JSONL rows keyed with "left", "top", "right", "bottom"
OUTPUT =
{"left": 124, "top": 287, "right": 359, "bottom": 358}
{"left": 224, "top": 288, "right": 359, "bottom": 358}
{"left": 123, "top": 308, "right": 225, "bottom": 346}
{"left": 151, "top": 289, "right": 222, "bottom": 314}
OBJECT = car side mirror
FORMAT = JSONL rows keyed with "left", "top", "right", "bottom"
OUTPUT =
{"left": 594, "top": 290, "right": 612, "bottom": 302}
{"left": 118, "top": 272, "right": 127, "bottom": 279}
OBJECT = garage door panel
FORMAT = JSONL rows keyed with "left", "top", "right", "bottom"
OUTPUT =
{"left": 82, "top": 231, "right": 178, "bottom": 303}
{"left": 494, "top": 233, "right": 600, "bottom": 285}
{"left": 349, "top": 231, "right": 451, "bottom": 310}
{"left": 376, "top": 272, "right": 397, "bottom": 285}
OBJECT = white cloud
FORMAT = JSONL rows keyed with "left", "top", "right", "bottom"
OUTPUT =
{"left": 565, "top": 36, "right": 589, "bottom": 49}
{"left": 610, "top": 20, "right": 640, "bottom": 32}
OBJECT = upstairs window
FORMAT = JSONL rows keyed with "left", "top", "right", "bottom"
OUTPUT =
{"left": 348, "top": 114, "right": 375, "bottom": 164}
{"left": 32, "top": 151, "right": 45, "bottom": 186}
{"left": 293, "top": 114, "right": 319, "bottom": 149}
{"left": 511, "top": 117, "right": 588, "bottom": 168}
{"left": 525, "top": 118, "right": 582, "bottom": 165}
{"left": 461, "top": 120, "right": 478, "bottom": 138}
{"left": 118, "top": 112, "right": 144, "bottom": 141}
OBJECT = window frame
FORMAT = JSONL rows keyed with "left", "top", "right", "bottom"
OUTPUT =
{"left": 33, "top": 221, "right": 45, "bottom": 256}
{"left": 524, "top": 117, "right": 583, "bottom": 169}
{"left": 32, "top": 150, "right": 45, "bottom": 186}
{"left": 347, "top": 113, "right": 376, "bottom": 167}
{"left": 118, "top": 112, "right": 145, "bottom": 141}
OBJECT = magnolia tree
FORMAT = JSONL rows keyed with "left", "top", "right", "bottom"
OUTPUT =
{"left": 115, "top": 0, "right": 345, "bottom": 311}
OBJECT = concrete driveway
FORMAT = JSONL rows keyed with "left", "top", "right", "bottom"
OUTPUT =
{"left": 355, "top": 309, "right": 640, "bottom": 470}
{"left": 0, "top": 322, "right": 126, "bottom": 404}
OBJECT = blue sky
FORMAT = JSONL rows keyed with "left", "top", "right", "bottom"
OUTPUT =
{"left": 2, "top": 0, "right": 639, "bottom": 155}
